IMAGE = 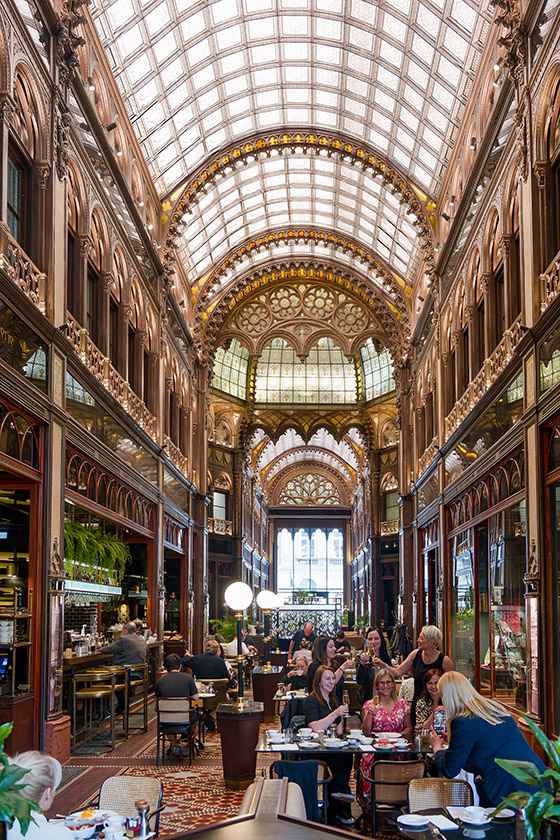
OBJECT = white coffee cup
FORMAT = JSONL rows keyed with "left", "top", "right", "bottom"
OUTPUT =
{"left": 350, "top": 729, "right": 362, "bottom": 738}
{"left": 298, "top": 727, "right": 312, "bottom": 739}
{"left": 464, "top": 806, "right": 487, "bottom": 824}
{"left": 268, "top": 730, "right": 283, "bottom": 743}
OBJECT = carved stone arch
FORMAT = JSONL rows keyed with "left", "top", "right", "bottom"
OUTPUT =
{"left": 467, "top": 247, "right": 481, "bottom": 305}
{"left": 482, "top": 208, "right": 501, "bottom": 274}
{"left": 89, "top": 205, "right": 111, "bottom": 272}
{"left": 269, "top": 464, "right": 350, "bottom": 507}
{"left": 440, "top": 306, "right": 453, "bottom": 353}
{"left": 213, "top": 415, "right": 234, "bottom": 446}
{"left": 67, "top": 159, "right": 87, "bottom": 234}
{"left": 381, "top": 472, "right": 398, "bottom": 492}
{"left": 349, "top": 329, "right": 390, "bottom": 357}
{"left": 480, "top": 65, "right": 499, "bottom": 135}
{"left": 380, "top": 418, "right": 398, "bottom": 447}
{"left": 12, "top": 62, "right": 47, "bottom": 159}
{"left": 0, "top": 14, "right": 10, "bottom": 91}
{"left": 165, "top": 129, "right": 436, "bottom": 250}
{"left": 300, "top": 328, "right": 355, "bottom": 360}
{"left": 112, "top": 246, "right": 128, "bottom": 302}
{"left": 214, "top": 471, "right": 233, "bottom": 492}
{"left": 534, "top": 62, "right": 560, "bottom": 161}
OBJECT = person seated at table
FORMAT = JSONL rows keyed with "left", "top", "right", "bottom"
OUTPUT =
{"left": 182, "top": 639, "right": 230, "bottom": 681}
{"left": 372, "top": 624, "right": 453, "bottom": 727}
{"left": 304, "top": 665, "right": 353, "bottom": 827}
{"left": 156, "top": 654, "right": 200, "bottom": 758}
{"left": 221, "top": 629, "right": 257, "bottom": 657}
{"left": 217, "top": 642, "right": 237, "bottom": 688}
{"left": 307, "top": 636, "right": 354, "bottom": 703}
{"left": 102, "top": 621, "right": 147, "bottom": 712}
{"left": 356, "top": 626, "right": 392, "bottom": 704}
{"left": 7, "top": 752, "right": 72, "bottom": 839}
{"left": 334, "top": 630, "right": 351, "bottom": 653}
{"left": 360, "top": 669, "right": 412, "bottom": 795}
{"left": 430, "top": 671, "right": 546, "bottom": 807}
{"left": 414, "top": 668, "right": 443, "bottom": 733}
{"left": 281, "top": 655, "right": 309, "bottom": 691}
{"left": 294, "top": 637, "right": 312, "bottom": 663}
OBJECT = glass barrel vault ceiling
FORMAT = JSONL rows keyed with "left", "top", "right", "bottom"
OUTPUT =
{"left": 91, "top": 0, "right": 492, "bottom": 289}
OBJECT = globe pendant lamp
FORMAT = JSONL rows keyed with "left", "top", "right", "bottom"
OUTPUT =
{"left": 224, "top": 582, "right": 253, "bottom": 710}
{"left": 256, "top": 589, "right": 276, "bottom": 672}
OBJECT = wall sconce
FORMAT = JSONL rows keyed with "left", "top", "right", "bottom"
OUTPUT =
{"left": 449, "top": 195, "right": 456, "bottom": 206}
{"left": 115, "top": 144, "right": 123, "bottom": 157}
{"left": 493, "top": 77, "right": 500, "bottom": 88}
{"left": 441, "top": 212, "right": 451, "bottom": 222}
{"left": 469, "top": 137, "right": 476, "bottom": 150}
{"left": 434, "top": 242, "right": 440, "bottom": 252}
{"left": 136, "top": 197, "right": 144, "bottom": 207}
{"left": 105, "top": 121, "right": 117, "bottom": 131}
{"left": 87, "top": 76, "right": 95, "bottom": 91}
{"left": 494, "top": 58, "right": 502, "bottom": 71}
{"left": 147, "top": 222, "right": 153, "bottom": 231}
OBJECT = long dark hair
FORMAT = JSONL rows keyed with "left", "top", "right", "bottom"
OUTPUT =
{"left": 311, "top": 664, "right": 337, "bottom": 707}
{"left": 419, "top": 668, "right": 443, "bottom": 702}
{"left": 313, "top": 636, "right": 334, "bottom": 665}
{"left": 365, "top": 627, "right": 391, "bottom": 665}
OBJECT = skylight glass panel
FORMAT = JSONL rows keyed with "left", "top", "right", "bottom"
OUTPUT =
{"left": 443, "top": 27, "right": 469, "bottom": 61}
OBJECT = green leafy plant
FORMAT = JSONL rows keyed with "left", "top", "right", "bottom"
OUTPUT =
{"left": 209, "top": 615, "right": 238, "bottom": 642}
{"left": 355, "top": 613, "right": 370, "bottom": 630}
{"left": 64, "top": 521, "right": 131, "bottom": 583}
{"left": 495, "top": 714, "right": 560, "bottom": 838}
{"left": 0, "top": 722, "right": 38, "bottom": 837}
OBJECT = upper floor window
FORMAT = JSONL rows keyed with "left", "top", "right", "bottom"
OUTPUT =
{"left": 212, "top": 491, "right": 227, "bottom": 521}
{"left": 211, "top": 339, "right": 249, "bottom": 400}
{"left": 255, "top": 337, "right": 357, "bottom": 405}
{"left": 360, "top": 339, "right": 395, "bottom": 400}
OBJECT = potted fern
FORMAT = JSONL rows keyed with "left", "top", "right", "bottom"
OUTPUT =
{"left": 495, "top": 714, "right": 560, "bottom": 840}
{"left": 0, "top": 722, "right": 37, "bottom": 838}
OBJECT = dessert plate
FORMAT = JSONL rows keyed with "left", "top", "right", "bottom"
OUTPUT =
{"left": 397, "top": 815, "right": 429, "bottom": 828}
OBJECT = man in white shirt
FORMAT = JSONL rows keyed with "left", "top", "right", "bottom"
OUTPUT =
{"left": 222, "top": 629, "right": 257, "bottom": 657}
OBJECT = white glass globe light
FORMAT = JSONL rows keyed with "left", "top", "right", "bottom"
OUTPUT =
{"left": 274, "top": 593, "right": 285, "bottom": 609}
{"left": 256, "top": 589, "right": 277, "bottom": 610}
{"left": 224, "top": 581, "right": 253, "bottom": 611}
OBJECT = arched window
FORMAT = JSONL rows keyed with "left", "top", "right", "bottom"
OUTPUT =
{"left": 546, "top": 77, "right": 560, "bottom": 267}
{"left": 471, "top": 251, "right": 484, "bottom": 373}
{"left": 359, "top": 339, "right": 395, "bottom": 400}
{"left": 87, "top": 212, "right": 105, "bottom": 348}
{"left": 488, "top": 214, "right": 504, "bottom": 351}
{"left": 8, "top": 73, "right": 39, "bottom": 259}
{"left": 67, "top": 166, "right": 82, "bottom": 321}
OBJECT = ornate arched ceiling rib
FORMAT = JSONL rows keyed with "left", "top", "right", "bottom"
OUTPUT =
{"left": 163, "top": 134, "right": 436, "bottom": 286}
{"left": 199, "top": 260, "right": 410, "bottom": 358}
{"left": 257, "top": 428, "right": 361, "bottom": 472}
{"left": 193, "top": 227, "right": 413, "bottom": 312}
{"left": 245, "top": 409, "right": 372, "bottom": 445}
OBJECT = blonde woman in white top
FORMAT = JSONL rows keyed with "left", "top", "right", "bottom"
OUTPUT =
{"left": 7, "top": 751, "right": 72, "bottom": 839}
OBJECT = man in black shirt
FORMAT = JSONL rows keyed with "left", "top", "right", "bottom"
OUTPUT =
{"left": 156, "top": 654, "right": 199, "bottom": 758}
{"left": 182, "top": 639, "right": 230, "bottom": 680}
{"left": 288, "top": 621, "right": 316, "bottom": 659}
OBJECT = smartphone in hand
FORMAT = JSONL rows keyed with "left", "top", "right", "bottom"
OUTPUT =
{"left": 433, "top": 708, "right": 446, "bottom": 736}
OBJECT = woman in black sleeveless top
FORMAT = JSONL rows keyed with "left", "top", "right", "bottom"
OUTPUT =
{"left": 371, "top": 624, "right": 453, "bottom": 726}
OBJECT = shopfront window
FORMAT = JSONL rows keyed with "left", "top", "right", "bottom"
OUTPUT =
{"left": 450, "top": 530, "right": 475, "bottom": 682}
{"left": 488, "top": 501, "right": 527, "bottom": 709}
{"left": 550, "top": 480, "right": 560, "bottom": 731}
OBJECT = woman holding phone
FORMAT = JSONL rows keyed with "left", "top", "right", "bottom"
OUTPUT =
{"left": 414, "top": 668, "right": 443, "bottom": 733}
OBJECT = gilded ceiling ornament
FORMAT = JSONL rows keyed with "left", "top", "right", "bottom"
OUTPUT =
{"left": 335, "top": 302, "right": 369, "bottom": 335}
{"left": 237, "top": 301, "right": 270, "bottom": 334}
{"left": 268, "top": 286, "right": 301, "bottom": 318}
{"left": 302, "top": 286, "right": 337, "bottom": 318}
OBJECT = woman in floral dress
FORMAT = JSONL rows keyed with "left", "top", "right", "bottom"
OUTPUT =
{"left": 360, "top": 669, "right": 412, "bottom": 795}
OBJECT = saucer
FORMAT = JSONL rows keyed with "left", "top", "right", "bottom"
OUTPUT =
{"left": 397, "top": 815, "right": 429, "bottom": 829}
{"left": 299, "top": 742, "right": 318, "bottom": 749}
{"left": 485, "top": 808, "right": 515, "bottom": 820}
{"left": 461, "top": 815, "right": 491, "bottom": 826}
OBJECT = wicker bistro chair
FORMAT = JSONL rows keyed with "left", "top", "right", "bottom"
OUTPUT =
{"left": 408, "top": 778, "right": 474, "bottom": 812}
{"left": 270, "top": 759, "right": 333, "bottom": 824}
{"left": 359, "top": 759, "right": 427, "bottom": 836}
{"left": 156, "top": 697, "right": 197, "bottom": 766}
{"left": 99, "top": 776, "right": 163, "bottom": 836}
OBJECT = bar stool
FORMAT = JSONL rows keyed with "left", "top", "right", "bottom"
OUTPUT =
{"left": 101, "top": 665, "right": 130, "bottom": 740}
{"left": 127, "top": 662, "right": 148, "bottom": 733}
{"left": 72, "top": 670, "right": 115, "bottom": 751}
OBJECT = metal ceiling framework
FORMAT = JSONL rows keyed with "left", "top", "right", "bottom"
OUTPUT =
{"left": 91, "top": 0, "right": 492, "bottom": 505}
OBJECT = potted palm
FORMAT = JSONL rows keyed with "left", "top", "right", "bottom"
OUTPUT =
{"left": 495, "top": 714, "right": 560, "bottom": 840}
{"left": 0, "top": 722, "right": 37, "bottom": 838}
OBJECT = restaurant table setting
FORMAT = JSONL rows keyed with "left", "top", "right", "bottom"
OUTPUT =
{"left": 256, "top": 728, "right": 433, "bottom": 755}
{"left": 396, "top": 806, "right": 521, "bottom": 840}
{"left": 49, "top": 808, "right": 156, "bottom": 838}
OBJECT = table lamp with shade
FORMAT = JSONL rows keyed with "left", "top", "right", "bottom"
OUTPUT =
{"left": 224, "top": 581, "right": 253, "bottom": 711}
{"left": 256, "top": 589, "right": 276, "bottom": 672}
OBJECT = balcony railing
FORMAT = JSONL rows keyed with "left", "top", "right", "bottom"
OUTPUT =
{"left": 0, "top": 224, "right": 46, "bottom": 314}
{"left": 540, "top": 250, "right": 560, "bottom": 313}
{"left": 444, "top": 316, "right": 523, "bottom": 441}
{"left": 66, "top": 315, "right": 157, "bottom": 439}
{"left": 208, "top": 518, "right": 233, "bottom": 535}
{"left": 164, "top": 434, "right": 189, "bottom": 477}
{"left": 418, "top": 436, "right": 438, "bottom": 477}
{"left": 380, "top": 519, "right": 399, "bottom": 535}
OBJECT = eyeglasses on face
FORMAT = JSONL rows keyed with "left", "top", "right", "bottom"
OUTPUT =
{"left": 378, "top": 680, "right": 394, "bottom": 686}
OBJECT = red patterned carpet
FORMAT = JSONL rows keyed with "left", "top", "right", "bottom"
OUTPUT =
{"left": 52, "top": 710, "right": 273, "bottom": 838}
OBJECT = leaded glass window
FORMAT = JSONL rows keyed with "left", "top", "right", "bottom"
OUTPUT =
{"left": 360, "top": 339, "right": 395, "bottom": 399}
{"left": 211, "top": 338, "right": 249, "bottom": 399}
{"left": 277, "top": 526, "right": 344, "bottom": 601}
{"left": 255, "top": 337, "right": 357, "bottom": 404}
